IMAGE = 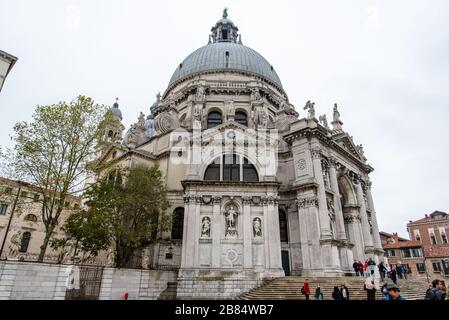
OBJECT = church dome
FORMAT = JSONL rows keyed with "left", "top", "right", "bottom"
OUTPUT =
{"left": 167, "top": 10, "right": 283, "bottom": 91}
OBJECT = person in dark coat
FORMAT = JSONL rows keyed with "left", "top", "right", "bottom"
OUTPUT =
{"left": 390, "top": 268, "right": 397, "bottom": 284}
{"left": 340, "top": 284, "right": 350, "bottom": 300}
{"left": 314, "top": 285, "right": 324, "bottom": 300}
{"left": 353, "top": 260, "right": 360, "bottom": 276}
{"left": 332, "top": 286, "right": 342, "bottom": 300}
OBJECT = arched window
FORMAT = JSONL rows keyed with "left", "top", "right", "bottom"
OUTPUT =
{"left": 107, "top": 130, "right": 113, "bottom": 138}
{"left": 24, "top": 214, "right": 37, "bottom": 222}
{"left": 223, "top": 154, "right": 240, "bottom": 181}
{"left": 171, "top": 207, "right": 184, "bottom": 241}
{"left": 279, "top": 210, "right": 289, "bottom": 242}
{"left": 204, "top": 155, "right": 259, "bottom": 182}
{"left": 204, "top": 157, "right": 220, "bottom": 180}
{"left": 235, "top": 111, "right": 248, "bottom": 126}
{"left": 243, "top": 158, "right": 258, "bottom": 182}
{"left": 19, "top": 232, "right": 31, "bottom": 253}
{"left": 207, "top": 111, "right": 222, "bottom": 129}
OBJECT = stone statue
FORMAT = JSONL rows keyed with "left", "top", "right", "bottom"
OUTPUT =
{"left": 319, "top": 114, "right": 329, "bottom": 129}
{"left": 225, "top": 206, "right": 238, "bottom": 238}
{"left": 141, "top": 252, "right": 150, "bottom": 269}
{"left": 333, "top": 103, "right": 341, "bottom": 122}
{"left": 251, "top": 88, "right": 262, "bottom": 103}
{"left": 193, "top": 103, "right": 203, "bottom": 122}
{"left": 303, "top": 100, "right": 315, "bottom": 119}
{"left": 327, "top": 198, "right": 336, "bottom": 236}
{"left": 106, "top": 247, "right": 115, "bottom": 267}
{"left": 253, "top": 217, "right": 262, "bottom": 237}
{"left": 226, "top": 100, "right": 235, "bottom": 119}
{"left": 357, "top": 144, "right": 365, "bottom": 157}
{"left": 195, "top": 85, "right": 206, "bottom": 102}
{"left": 8, "top": 233, "right": 20, "bottom": 259}
{"left": 201, "top": 217, "right": 211, "bottom": 237}
{"left": 253, "top": 105, "right": 267, "bottom": 128}
{"left": 137, "top": 112, "right": 145, "bottom": 129}
{"left": 223, "top": 7, "right": 228, "bottom": 19}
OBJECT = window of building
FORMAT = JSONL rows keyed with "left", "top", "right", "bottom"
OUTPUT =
{"left": 207, "top": 111, "right": 222, "bottom": 129}
{"left": 401, "top": 249, "right": 412, "bottom": 258}
{"left": 204, "top": 157, "right": 221, "bottom": 180}
{"left": 430, "top": 234, "right": 437, "bottom": 245}
{"left": 411, "top": 248, "right": 423, "bottom": 257}
{"left": 204, "top": 155, "right": 259, "bottom": 182}
{"left": 279, "top": 209, "right": 288, "bottom": 242}
{"left": 112, "top": 151, "right": 117, "bottom": 159}
{"left": 386, "top": 249, "right": 396, "bottom": 257}
{"left": 108, "top": 130, "right": 113, "bottom": 138}
{"left": 235, "top": 111, "right": 248, "bottom": 126}
{"left": 19, "top": 232, "right": 31, "bottom": 253}
{"left": 33, "top": 194, "right": 40, "bottom": 202}
{"left": 0, "top": 203, "right": 8, "bottom": 215}
{"left": 24, "top": 214, "right": 38, "bottom": 222}
{"left": 223, "top": 154, "right": 240, "bottom": 181}
{"left": 416, "top": 263, "right": 426, "bottom": 273}
{"left": 171, "top": 207, "right": 184, "bottom": 241}
{"left": 243, "top": 158, "right": 258, "bottom": 182}
{"left": 222, "top": 30, "right": 228, "bottom": 40}
{"left": 5, "top": 187, "right": 13, "bottom": 194}
{"left": 74, "top": 203, "right": 80, "bottom": 210}
{"left": 20, "top": 191, "right": 28, "bottom": 198}
{"left": 442, "top": 233, "right": 448, "bottom": 244}
{"left": 433, "top": 262, "right": 442, "bottom": 273}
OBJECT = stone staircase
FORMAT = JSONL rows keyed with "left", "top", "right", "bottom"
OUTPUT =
{"left": 238, "top": 276, "right": 429, "bottom": 300}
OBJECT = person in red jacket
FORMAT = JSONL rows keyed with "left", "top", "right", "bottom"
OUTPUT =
{"left": 301, "top": 279, "right": 311, "bottom": 300}
{"left": 358, "top": 261, "right": 364, "bottom": 277}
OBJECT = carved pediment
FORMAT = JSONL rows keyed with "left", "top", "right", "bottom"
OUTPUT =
{"left": 333, "top": 134, "right": 365, "bottom": 162}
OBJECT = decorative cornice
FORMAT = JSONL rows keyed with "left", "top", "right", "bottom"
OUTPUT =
{"left": 296, "top": 196, "right": 319, "bottom": 209}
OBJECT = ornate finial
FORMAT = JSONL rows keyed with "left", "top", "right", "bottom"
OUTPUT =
{"left": 223, "top": 7, "right": 228, "bottom": 19}
{"left": 331, "top": 102, "right": 343, "bottom": 131}
{"left": 115, "top": 97, "right": 119, "bottom": 103}
{"left": 156, "top": 92, "right": 161, "bottom": 102}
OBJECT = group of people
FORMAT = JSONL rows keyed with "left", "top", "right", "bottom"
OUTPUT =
{"left": 425, "top": 279, "right": 449, "bottom": 300}
{"left": 352, "top": 258, "right": 409, "bottom": 285}
{"left": 301, "top": 279, "right": 349, "bottom": 300}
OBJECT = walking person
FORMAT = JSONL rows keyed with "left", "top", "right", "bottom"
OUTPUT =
{"left": 358, "top": 261, "right": 364, "bottom": 278}
{"left": 340, "top": 284, "right": 350, "bottom": 300}
{"left": 314, "top": 285, "right": 324, "bottom": 300}
{"left": 332, "top": 286, "right": 342, "bottom": 300}
{"left": 367, "top": 258, "right": 376, "bottom": 275}
{"left": 364, "top": 260, "right": 370, "bottom": 277}
{"left": 378, "top": 261, "right": 387, "bottom": 281}
{"left": 396, "top": 264, "right": 403, "bottom": 279}
{"left": 353, "top": 260, "right": 360, "bottom": 276}
{"left": 301, "top": 279, "right": 311, "bottom": 300}
{"left": 364, "top": 271, "right": 377, "bottom": 300}
{"left": 390, "top": 267, "right": 397, "bottom": 285}
{"left": 425, "top": 279, "right": 440, "bottom": 300}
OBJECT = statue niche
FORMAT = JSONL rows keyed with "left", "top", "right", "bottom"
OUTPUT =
{"left": 253, "top": 217, "right": 262, "bottom": 238}
{"left": 201, "top": 216, "right": 211, "bottom": 238}
{"left": 224, "top": 205, "right": 239, "bottom": 238}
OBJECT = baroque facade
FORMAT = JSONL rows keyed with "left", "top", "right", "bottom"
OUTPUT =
{"left": 91, "top": 11, "right": 384, "bottom": 297}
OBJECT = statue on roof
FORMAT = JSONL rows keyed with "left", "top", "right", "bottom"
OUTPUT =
{"left": 303, "top": 100, "right": 315, "bottom": 119}
{"left": 223, "top": 8, "right": 228, "bottom": 19}
{"left": 319, "top": 114, "right": 329, "bottom": 129}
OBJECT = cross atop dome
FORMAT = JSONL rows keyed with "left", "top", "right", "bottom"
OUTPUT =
{"left": 210, "top": 8, "right": 241, "bottom": 44}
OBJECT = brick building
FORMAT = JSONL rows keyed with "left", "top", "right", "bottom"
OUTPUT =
{"left": 0, "top": 177, "right": 80, "bottom": 262}
{"left": 380, "top": 231, "right": 425, "bottom": 279}
{"left": 407, "top": 211, "right": 449, "bottom": 278}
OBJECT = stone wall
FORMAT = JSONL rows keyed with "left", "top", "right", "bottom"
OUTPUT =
{"left": 0, "top": 260, "right": 177, "bottom": 300}
{"left": 176, "top": 269, "right": 265, "bottom": 299}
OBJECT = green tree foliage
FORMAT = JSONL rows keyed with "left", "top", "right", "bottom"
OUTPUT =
{"left": 58, "top": 165, "right": 170, "bottom": 268}
{"left": 2, "top": 96, "right": 111, "bottom": 261}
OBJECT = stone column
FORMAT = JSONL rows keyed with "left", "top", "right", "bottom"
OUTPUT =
{"left": 181, "top": 195, "right": 196, "bottom": 268}
{"left": 267, "top": 196, "right": 282, "bottom": 270}
{"left": 242, "top": 197, "right": 253, "bottom": 269}
{"left": 354, "top": 176, "right": 374, "bottom": 251}
{"left": 211, "top": 196, "right": 221, "bottom": 268}
{"left": 344, "top": 210, "right": 365, "bottom": 262}
{"left": 311, "top": 148, "right": 332, "bottom": 239}
{"left": 193, "top": 197, "right": 201, "bottom": 267}
{"left": 328, "top": 157, "right": 346, "bottom": 240}
{"left": 366, "top": 181, "right": 383, "bottom": 252}
{"left": 262, "top": 202, "right": 270, "bottom": 269}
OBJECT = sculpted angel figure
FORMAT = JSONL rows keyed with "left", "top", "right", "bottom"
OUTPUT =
{"left": 319, "top": 114, "right": 329, "bottom": 128}
{"left": 303, "top": 100, "right": 315, "bottom": 119}
{"left": 201, "top": 217, "right": 211, "bottom": 237}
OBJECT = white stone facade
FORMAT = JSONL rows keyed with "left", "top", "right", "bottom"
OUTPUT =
{"left": 91, "top": 12, "right": 384, "bottom": 298}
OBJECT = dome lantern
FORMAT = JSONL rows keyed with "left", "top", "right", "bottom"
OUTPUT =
{"left": 210, "top": 8, "right": 240, "bottom": 44}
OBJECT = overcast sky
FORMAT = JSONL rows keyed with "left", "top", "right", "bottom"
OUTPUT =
{"left": 1, "top": 0, "right": 448, "bottom": 238}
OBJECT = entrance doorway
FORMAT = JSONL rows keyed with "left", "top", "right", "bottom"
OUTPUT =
{"left": 281, "top": 250, "right": 290, "bottom": 276}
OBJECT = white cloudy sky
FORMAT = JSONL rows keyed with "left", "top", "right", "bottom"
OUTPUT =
{"left": 1, "top": 0, "right": 448, "bottom": 238}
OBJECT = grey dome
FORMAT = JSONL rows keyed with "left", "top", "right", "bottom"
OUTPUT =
{"left": 111, "top": 102, "right": 122, "bottom": 120}
{"left": 168, "top": 42, "right": 283, "bottom": 90}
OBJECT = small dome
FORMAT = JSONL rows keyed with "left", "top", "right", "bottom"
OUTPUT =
{"left": 111, "top": 102, "right": 122, "bottom": 120}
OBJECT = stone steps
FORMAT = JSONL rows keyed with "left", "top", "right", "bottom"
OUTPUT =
{"left": 238, "top": 276, "right": 429, "bottom": 300}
